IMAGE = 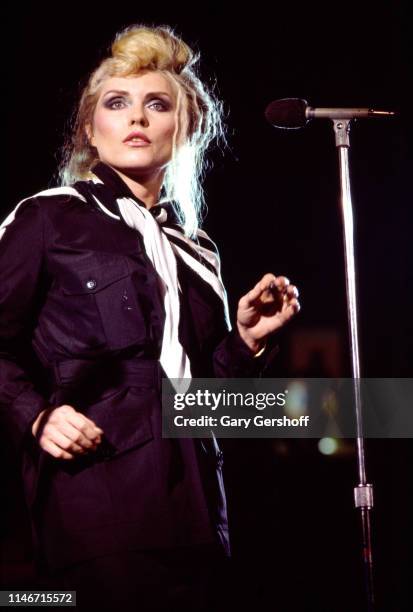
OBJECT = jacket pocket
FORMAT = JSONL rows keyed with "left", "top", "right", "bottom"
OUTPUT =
{"left": 61, "top": 257, "right": 148, "bottom": 350}
{"left": 51, "top": 386, "right": 154, "bottom": 470}
{"left": 89, "top": 386, "right": 154, "bottom": 460}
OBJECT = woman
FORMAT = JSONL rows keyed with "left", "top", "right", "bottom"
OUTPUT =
{"left": 0, "top": 24, "right": 299, "bottom": 611}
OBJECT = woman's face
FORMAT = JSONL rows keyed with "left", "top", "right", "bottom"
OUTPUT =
{"left": 87, "top": 71, "right": 179, "bottom": 179}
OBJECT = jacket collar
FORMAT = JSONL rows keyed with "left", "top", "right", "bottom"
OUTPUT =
{"left": 89, "top": 161, "right": 180, "bottom": 227}
{"left": 91, "top": 162, "right": 148, "bottom": 209}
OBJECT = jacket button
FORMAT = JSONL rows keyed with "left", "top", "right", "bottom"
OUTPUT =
{"left": 86, "top": 279, "right": 97, "bottom": 290}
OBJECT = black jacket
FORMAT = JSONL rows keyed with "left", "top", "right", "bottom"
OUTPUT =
{"left": 0, "top": 162, "right": 278, "bottom": 571}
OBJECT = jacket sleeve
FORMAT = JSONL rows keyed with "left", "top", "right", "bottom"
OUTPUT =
{"left": 212, "top": 325, "right": 279, "bottom": 378}
{"left": 0, "top": 197, "right": 52, "bottom": 448}
{"left": 193, "top": 229, "right": 281, "bottom": 378}
{"left": 203, "top": 242, "right": 279, "bottom": 377}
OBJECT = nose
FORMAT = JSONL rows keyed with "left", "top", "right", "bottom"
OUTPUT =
{"left": 130, "top": 103, "right": 149, "bottom": 127}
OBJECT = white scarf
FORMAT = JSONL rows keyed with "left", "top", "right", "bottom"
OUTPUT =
{"left": 114, "top": 196, "right": 231, "bottom": 388}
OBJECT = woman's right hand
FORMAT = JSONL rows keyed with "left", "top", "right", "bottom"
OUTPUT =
{"left": 31, "top": 405, "right": 104, "bottom": 460}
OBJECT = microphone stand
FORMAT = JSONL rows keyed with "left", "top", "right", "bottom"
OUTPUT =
{"left": 333, "top": 119, "right": 375, "bottom": 611}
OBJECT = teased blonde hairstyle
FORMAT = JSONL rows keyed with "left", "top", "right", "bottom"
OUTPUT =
{"left": 58, "top": 24, "right": 226, "bottom": 236}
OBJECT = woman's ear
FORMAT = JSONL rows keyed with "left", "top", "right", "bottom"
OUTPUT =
{"left": 85, "top": 124, "right": 95, "bottom": 146}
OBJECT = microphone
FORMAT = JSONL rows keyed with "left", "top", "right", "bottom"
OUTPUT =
{"left": 265, "top": 98, "right": 396, "bottom": 129}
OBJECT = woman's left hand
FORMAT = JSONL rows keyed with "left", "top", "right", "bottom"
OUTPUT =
{"left": 236, "top": 273, "right": 300, "bottom": 353}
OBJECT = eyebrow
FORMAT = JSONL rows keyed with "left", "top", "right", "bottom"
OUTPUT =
{"left": 102, "top": 90, "right": 172, "bottom": 99}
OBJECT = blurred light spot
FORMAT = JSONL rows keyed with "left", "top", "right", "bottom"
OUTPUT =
{"left": 318, "top": 437, "right": 339, "bottom": 455}
{"left": 285, "top": 380, "right": 308, "bottom": 417}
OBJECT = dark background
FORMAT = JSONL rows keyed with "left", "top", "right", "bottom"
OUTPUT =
{"left": 2, "top": 1, "right": 412, "bottom": 610}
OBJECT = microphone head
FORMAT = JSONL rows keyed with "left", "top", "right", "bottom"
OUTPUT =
{"left": 265, "top": 97, "right": 309, "bottom": 129}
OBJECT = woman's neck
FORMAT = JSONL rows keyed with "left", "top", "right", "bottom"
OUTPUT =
{"left": 111, "top": 166, "right": 164, "bottom": 209}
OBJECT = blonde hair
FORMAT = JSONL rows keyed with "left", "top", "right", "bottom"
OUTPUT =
{"left": 58, "top": 25, "right": 226, "bottom": 236}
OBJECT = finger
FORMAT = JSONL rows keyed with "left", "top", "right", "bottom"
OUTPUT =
{"left": 45, "top": 427, "right": 87, "bottom": 454}
{"left": 260, "top": 272, "right": 279, "bottom": 286}
{"left": 272, "top": 276, "right": 290, "bottom": 292}
{"left": 244, "top": 274, "right": 278, "bottom": 305}
{"left": 56, "top": 405, "right": 104, "bottom": 437}
{"left": 58, "top": 421, "right": 101, "bottom": 449}
{"left": 41, "top": 438, "right": 75, "bottom": 460}
{"left": 284, "top": 297, "right": 301, "bottom": 314}
{"left": 60, "top": 417, "right": 102, "bottom": 444}
{"left": 244, "top": 283, "right": 267, "bottom": 304}
{"left": 285, "top": 284, "right": 299, "bottom": 299}
{"left": 83, "top": 416, "right": 105, "bottom": 434}
{"left": 65, "top": 412, "right": 104, "bottom": 442}
{"left": 50, "top": 410, "right": 102, "bottom": 445}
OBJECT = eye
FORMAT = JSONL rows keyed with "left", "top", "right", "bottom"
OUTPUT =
{"left": 105, "top": 97, "right": 126, "bottom": 110}
{"left": 148, "top": 99, "right": 169, "bottom": 111}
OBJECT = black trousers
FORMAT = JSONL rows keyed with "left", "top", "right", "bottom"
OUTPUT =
{"left": 42, "top": 544, "right": 230, "bottom": 612}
